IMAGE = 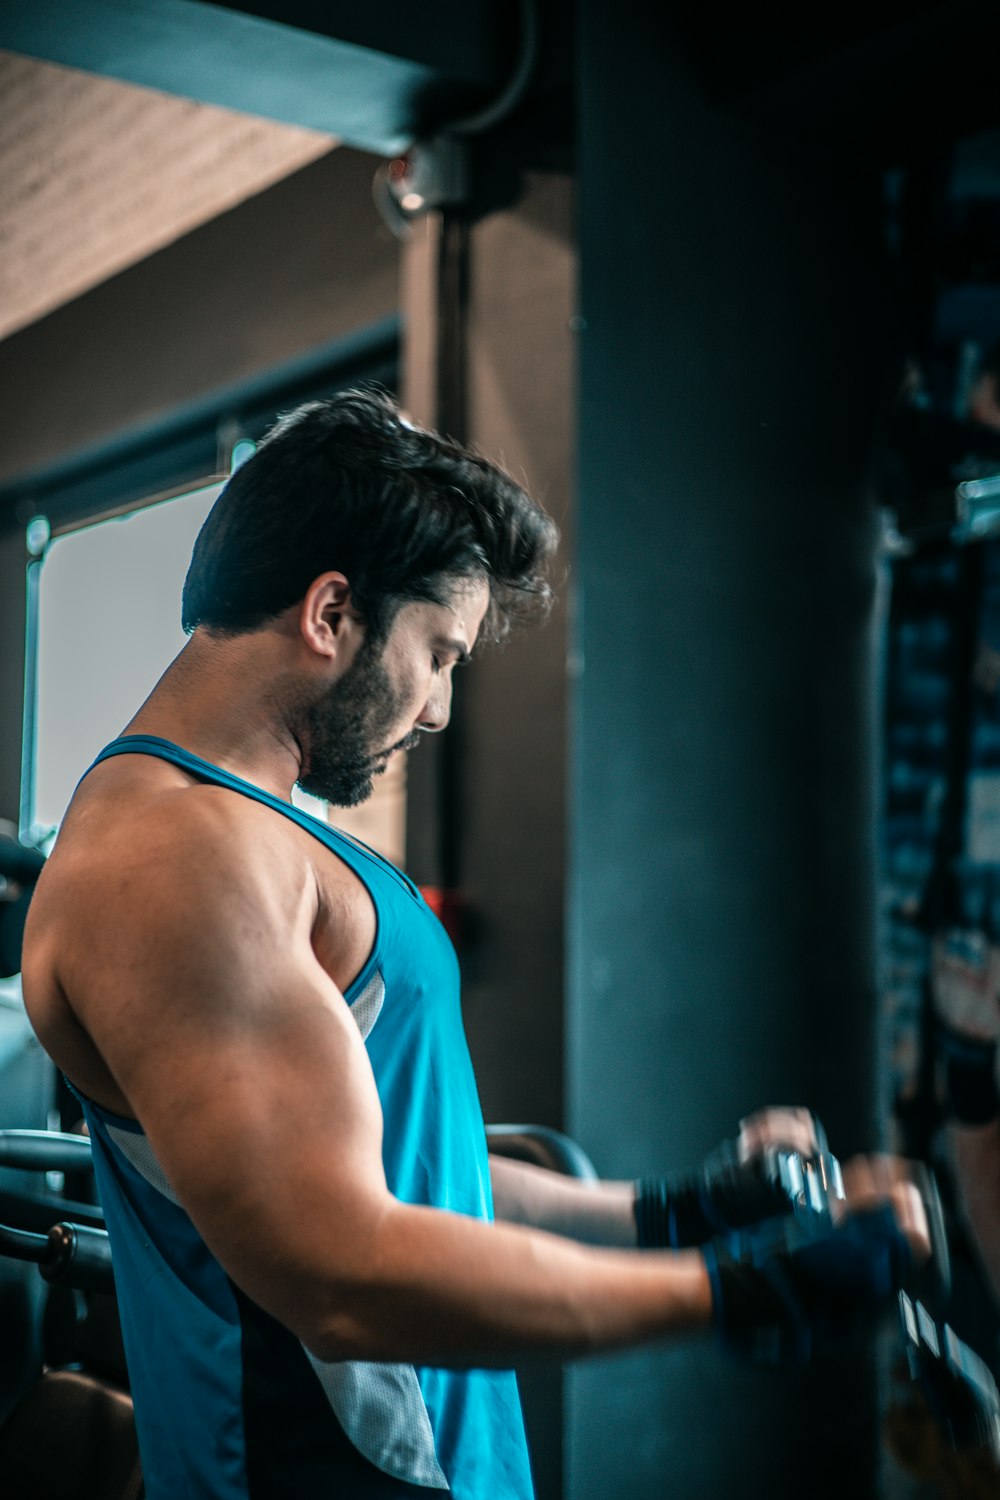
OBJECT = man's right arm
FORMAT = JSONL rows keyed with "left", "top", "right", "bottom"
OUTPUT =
{"left": 30, "top": 795, "right": 713, "bottom": 1367}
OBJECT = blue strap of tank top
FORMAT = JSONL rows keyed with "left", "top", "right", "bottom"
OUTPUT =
{"left": 86, "top": 734, "right": 422, "bottom": 904}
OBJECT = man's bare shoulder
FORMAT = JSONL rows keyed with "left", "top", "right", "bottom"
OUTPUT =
{"left": 29, "top": 767, "right": 320, "bottom": 993}
{"left": 22, "top": 758, "right": 379, "bottom": 1116}
{"left": 53, "top": 768, "right": 308, "bottom": 901}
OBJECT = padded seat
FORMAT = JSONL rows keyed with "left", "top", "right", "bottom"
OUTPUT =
{"left": 0, "top": 1368, "right": 141, "bottom": 1500}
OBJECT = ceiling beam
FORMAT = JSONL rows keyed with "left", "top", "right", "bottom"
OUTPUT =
{"left": 0, "top": 0, "right": 514, "bottom": 154}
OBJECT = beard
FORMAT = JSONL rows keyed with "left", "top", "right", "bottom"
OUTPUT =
{"left": 296, "top": 638, "right": 418, "bottom": 807}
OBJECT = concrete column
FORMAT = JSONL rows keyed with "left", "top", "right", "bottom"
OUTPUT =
{"left": 567, "top": 9, "right": 886, "bottom": 1498}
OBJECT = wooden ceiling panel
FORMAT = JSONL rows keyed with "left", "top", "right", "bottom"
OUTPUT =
{"left": 0, "top": 50, "right": 337, "bottom": 342}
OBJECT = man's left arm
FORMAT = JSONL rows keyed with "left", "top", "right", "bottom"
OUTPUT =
{"left": 489, "top": 1154, "right": 638, "bottom": 1245}
{"left": 490, "top": 1106, "right": 822, "bottom": 1248}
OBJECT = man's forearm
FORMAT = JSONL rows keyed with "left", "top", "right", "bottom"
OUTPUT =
{"left": 284, "top": 1199, "right": 710, "bottom": 1366}
{"left": 489, "top": 1153, "right": 638, "bottom": 1246}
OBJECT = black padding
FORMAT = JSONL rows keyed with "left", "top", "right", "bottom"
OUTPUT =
{"left": 0, "top": 887, "right": 32, "bottom": 980}
{"left": 0, "top": 1369, "right": 141, "bottom": 1500}
{"left": 44, "top": 1286, "right": 130, "bottom": 1388}
{"left": 0, "top": 837, "right": 45, "bottom": 885}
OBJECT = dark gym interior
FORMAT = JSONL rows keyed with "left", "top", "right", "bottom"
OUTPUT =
{"left": 3, "top": 4, "right": 1000, "bottom": 1497}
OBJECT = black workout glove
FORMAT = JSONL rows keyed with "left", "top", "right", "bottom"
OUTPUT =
{"left": 703, "top": 1204, "right": 914, "bottom": 1365}
{"left": 634, "top": 1137, "right": 820, "bottom": 1249}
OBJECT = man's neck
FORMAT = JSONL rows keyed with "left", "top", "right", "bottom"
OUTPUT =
{"left": 122, "top": 630, "right": 303, "bottom": 801}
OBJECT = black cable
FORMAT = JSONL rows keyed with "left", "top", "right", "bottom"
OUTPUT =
{"left": 372, "top": 0, "right": 539, "bottom": 237}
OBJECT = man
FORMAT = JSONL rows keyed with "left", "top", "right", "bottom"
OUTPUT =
{"left": 22, "top": 389, "right": 928, "bottom": 1498}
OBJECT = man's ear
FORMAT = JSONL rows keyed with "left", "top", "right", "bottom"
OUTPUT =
{"left": 299, "top": 572, "right": 364, "bottom": 661}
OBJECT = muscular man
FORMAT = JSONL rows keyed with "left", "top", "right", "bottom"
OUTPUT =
{"left": 22, "top": 390, "right": 927, "bottom": 1498}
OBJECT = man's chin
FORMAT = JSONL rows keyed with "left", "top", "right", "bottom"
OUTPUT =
{"left": 297, "top": 772, "right": 374, "bottom": 809}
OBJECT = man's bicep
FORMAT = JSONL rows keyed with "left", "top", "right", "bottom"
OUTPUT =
{"left": 73, "top": 861, "right": 390, "bottom": 1305}
{"left": 72, "top": 852, "right": 294, "bottom": 1100}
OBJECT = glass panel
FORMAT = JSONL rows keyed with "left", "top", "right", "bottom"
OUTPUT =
{"left": 32, "top": 484, "right": 220, "bottom": 836}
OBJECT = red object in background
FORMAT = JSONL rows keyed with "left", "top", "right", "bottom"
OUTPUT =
{"left": 420, "top": 887, "right": 466, "bottom": 947}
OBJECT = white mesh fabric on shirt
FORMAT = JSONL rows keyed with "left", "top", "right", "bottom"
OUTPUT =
{"left": 106, "top": 1123, "right": 182, "bottom": 1205}
{"left": 303, "top": 1351, "right": 449, "bottom": 1490}
{"left": 350, "top": 969, "right": 386, "bottom": 1040}
{"left": 333, "top": 976, "right": 448, "bottom": 1484}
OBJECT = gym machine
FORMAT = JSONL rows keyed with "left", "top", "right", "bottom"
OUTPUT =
{"left": 0, "top": 835, "right": 45, "bottom": 983}
{"left": 0, "top": 1123, "right": 996, "bottom": 1499}
{"left": 0, "top": 1129, "right": 135, "bottom": 1500}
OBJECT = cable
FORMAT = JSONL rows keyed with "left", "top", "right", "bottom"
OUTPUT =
{"left": 449, "top": 0, "right": 539, "bottom": 137}
{"left": 372, "top": 0, "right": 539, "bottom": 236}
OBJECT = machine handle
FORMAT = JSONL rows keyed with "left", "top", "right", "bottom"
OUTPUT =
{"left": 0, "top": 1216, "right": 114, "bottom": 1295}
{"left": 0, "top": 1220, "right": 49, "bottom": 1264}
{"left": 0, "top": 1129, "right": 93, "bottom": 1173}
{"left": 40, "top": 1222, "right": 115, "bottom": 1294}
{"left": 486, "top": 1124, "right": 599, "bottom": 1180}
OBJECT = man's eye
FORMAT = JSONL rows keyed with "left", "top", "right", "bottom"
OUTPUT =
{"left": 431, "top": 655, "right": 442, "bottom": 672}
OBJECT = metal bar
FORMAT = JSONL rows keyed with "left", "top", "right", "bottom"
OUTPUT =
{"left": 0, "top": 1221, "right": 47, "bottom": 1264}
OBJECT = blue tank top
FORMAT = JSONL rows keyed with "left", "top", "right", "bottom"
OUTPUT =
{"left": 71, "top": 735, "right": 535, "bottom": 1500}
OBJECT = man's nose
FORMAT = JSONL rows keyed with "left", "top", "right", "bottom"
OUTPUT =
{"left": 418, "top": 677, "right": 452, "bottom": 733}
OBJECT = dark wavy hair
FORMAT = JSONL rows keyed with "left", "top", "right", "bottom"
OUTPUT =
{"left": 181, "top": 388, "right": 558, "bottom": 644}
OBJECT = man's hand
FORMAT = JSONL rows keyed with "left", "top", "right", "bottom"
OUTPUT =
{"left": 840, "top": 1153, "right": 929, "bottom": 1219}
{"left": 736, "top": 1106, "right": 821, "bottom": 1161}
{"left": 841, "top": 1153, "right": 952, "bottom": 1314}
{"left": 634, "top": 1106, "right": 825, "bottom": 1249}
{"left": 705, "top": 1178, "right": 932, "bottom": 1365}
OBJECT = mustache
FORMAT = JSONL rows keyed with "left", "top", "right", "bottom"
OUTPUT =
{"left": 373, "top": 729, "right": 422, "bottom": 763}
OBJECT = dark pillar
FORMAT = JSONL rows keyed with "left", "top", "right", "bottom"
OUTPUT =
{"left": 567, "top": 10, "right": 885, "bottom": 1498}
{"left": 401, "top": 168, "right": 575, "bottom": 1500}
